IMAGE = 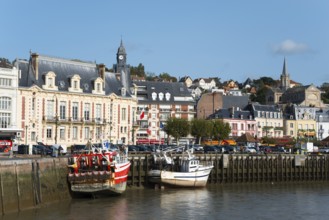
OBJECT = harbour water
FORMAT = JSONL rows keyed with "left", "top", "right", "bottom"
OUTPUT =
{"left": 2, "top": 182, "right": 329, "bottom": 220}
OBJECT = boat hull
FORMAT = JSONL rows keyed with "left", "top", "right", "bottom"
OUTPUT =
{"left": 160, "top": 166, "right": 213, "bottom": 187}
{"left": 68, "top": 161, "right": 130, "bottom": 195}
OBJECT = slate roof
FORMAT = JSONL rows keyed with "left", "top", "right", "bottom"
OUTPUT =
{"left": 134, "top": 81, "right": 194, "bottom": 105}
{"left": 222, "top": 95, "right": 249, "bottom": 109}
{"left": 208, "top": 108, "right": 253, "bottom": 120}
{"left": 15, "top": 54, "right": 126, "bottom": 97}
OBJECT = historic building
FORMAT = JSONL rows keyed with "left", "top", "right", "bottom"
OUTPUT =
{"left": 134, "top": 81, "right": 195, "bottom": 144}
{"left": 197, "top": 91, "right": 249, "bottom": 119}
{"left": 14, "top": 42, "right": 138, "bottom": 147}
{"left": 246, "top": 103, "right": 284, "bottom": 139}
{"left": 0, "top": 60, "right": 22, "bottom": 147}
{"left": 284, "top": 105, "right": 317, "bottom": 140}
{"left": 266, "top": 58, "right": 325, "bottom": 107}
{"left": 208, "top": 107, "right": 257, "bottom": 138}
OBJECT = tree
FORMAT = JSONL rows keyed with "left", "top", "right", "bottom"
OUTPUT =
{"left": 320, "top": 83, "right": 329, "bottom": 104}
{"left": 190, "top": 119, "right": 213, "bottom": 144}
{"left": 130, "top": 63, "right": 145, "bottom": 77}
{"left": 212, "top": 120, "right": 231, "bottom": 141}
{"left": 164, "top": 118, "right": 190, "bottom": 143}
{"left": 159, "top": 72, "right": 177, "bottom": 82}
{"left": 145, "top": 72, "right": 156, "bottom": 81}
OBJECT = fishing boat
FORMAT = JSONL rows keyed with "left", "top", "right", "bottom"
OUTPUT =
{"left": 67, "top": 143, "right": 130, "bottom": 195}
{"left": 149, "top": 147, "right": 214, "bottom": 187}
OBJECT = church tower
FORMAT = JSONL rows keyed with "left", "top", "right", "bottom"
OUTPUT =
{"left": 280, "top": 58, "right": 290, "bottom": 92}
{"left": 113, "top": 39, "right": 131, "bottom": 95}
{"left": 116, "top": 39, "right": 127, "bottom": 73}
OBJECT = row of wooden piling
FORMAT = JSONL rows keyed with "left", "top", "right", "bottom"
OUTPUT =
{"left": 127, "top": 154, "right": 329, "bottom": 187}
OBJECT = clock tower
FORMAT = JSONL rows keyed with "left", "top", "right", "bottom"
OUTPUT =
{"left": 113, "top": 39, "right": 132, "bottom": 95}
{"left": 116, "top": 39, "right": 127, "bottom": 73}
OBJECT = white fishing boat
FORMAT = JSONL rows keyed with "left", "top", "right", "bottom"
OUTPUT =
{"left": 149, "top": 148, "right": 214, "bottom": 187}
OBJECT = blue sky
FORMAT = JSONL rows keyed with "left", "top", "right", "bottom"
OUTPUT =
{"left": 1, "top": 0, "right": 329, "bottom": 86}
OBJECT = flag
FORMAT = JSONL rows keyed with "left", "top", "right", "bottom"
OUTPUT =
{"left": 139, "top": 110, "right": 145, "bottom": 120}
{"left": 160, "top": 122, "right": 164, "bottom": 129}
{"left": 147, "top": 128, "right": 151, "bottom": 135}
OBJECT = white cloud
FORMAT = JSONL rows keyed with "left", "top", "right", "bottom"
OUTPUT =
{"left": 273, "top": 39, "right": 310, "bottom": 55}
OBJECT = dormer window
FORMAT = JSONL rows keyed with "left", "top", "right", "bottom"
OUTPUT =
{"left": 159, "top": 92, "right": 164, "bottom": 101}
{"left": 165, "top": 92, "right": 171, "bottom": 101}
{"left": 69, "top": 74, "right": 82, "bottom": 93}
{"left": 42, "top": 71, "right": 58, "bottom": 90}
{"left": 92, "top": 77, "right": 105, "bottom": 95}
{"left": 152, "top": 92, "right": 157, "bottom": 100}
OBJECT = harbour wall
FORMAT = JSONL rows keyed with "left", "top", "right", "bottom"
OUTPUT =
{"left": 1, "top": 153, "right": 329, "bottom": 213}
{"left": 0, "top": 157, "right": 70, "bottom": 215}
{"left": 128, "top": 154, "right": 329, "bottom": 186}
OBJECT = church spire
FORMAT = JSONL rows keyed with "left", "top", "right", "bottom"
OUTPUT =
{"left": 280, "top": 57, "right": 290, "bottom": 92}
{"left": 282, "top": 57, "right": 288, "bottom": 76}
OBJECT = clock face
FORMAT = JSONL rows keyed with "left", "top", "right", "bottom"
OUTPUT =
{"left": 119, "top": 55, "right": 124, "bottom": 60}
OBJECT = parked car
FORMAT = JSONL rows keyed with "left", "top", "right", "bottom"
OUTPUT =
{"left": 203, "top": 145, "right": 219, "bottom": 153}
{"left": 32, "top": 145, "right": 52, "bottom": 155}
{"left": 190, "top": 144, "right": 204, "bottom": 153}
{"left": 128, "top": 145, "right": 139, "bottom": 152}
{"left": 245, "top": 146, "right": 257, "bottom": 153}
{"left": 223, "top": 146, "right": 236, "bottom": 154}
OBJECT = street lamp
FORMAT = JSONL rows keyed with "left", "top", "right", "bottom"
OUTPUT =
{"left": 109, "top": 121, "right": 112, "bottom": 143}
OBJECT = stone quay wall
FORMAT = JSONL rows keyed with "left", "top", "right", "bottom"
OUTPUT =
{"left": 0, "top": 157, "right": 70, "bottom": 214}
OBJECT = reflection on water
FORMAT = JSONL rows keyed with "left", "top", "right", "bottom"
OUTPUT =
{"left": 2, "top": 183, "right": 329, "bottom": 220}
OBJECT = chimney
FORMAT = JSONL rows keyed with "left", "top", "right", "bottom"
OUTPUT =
{"left": 31, "top": 53, "right": 39, "bottom": 80}
{"left": 98, "top": 63, "right": 106, "bottom": 87}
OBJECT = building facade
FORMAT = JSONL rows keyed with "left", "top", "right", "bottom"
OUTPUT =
{"left": 0, "top": 60, "right": 22, "bottom": 149}
{"left": 134, "top": 81, "right": 195, "bottom": 144}
{"left": 15, "top": 42, "right": 137, "bottom": 147}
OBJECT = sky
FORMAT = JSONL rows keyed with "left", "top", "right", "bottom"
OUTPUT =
{"left": 1, "top": 0, "right": 329, "bottom": 86}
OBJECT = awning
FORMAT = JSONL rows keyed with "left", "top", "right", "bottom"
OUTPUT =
{"left": 220, "top": 139, "right": 237, "bottom": 146}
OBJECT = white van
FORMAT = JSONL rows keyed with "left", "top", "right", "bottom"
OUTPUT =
{"left": 52, "top": 144, "right": 67, "bottom": 155}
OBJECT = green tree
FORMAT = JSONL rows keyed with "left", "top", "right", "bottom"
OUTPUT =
{"left": 145, "top": 72, "right": 156, "bottom": 81}
{"left": 130, "top": 63, "right": 145, "bottom": 77}
{"left": 212, "top": 120, "right": 231, "bottom": 141}
{"left": 190, "top": 119, "right": 213, "bottom": 144}
{"left": 164, "top": 118, "right": 190, "bottom": 143}
{"left": 159, "top": 72, "right": 177, "bottom": 82}
{"left": 320, "top": 83, "right": 329, "bottom": 104}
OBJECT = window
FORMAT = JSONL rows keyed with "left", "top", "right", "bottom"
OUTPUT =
{"left": 72, "top": 102, "right": 78, "bottom": 120}
{"left": 0, "top": 113, "right": 10, "bottom": 128}
{"left": 60, "top": 127, "right": 65, "bottom": 139}
{"left": 31, "top": 132, "right": 36, "bottom": 141}
{"left": 0, "top": 97, "right": 11, "bottom": 110}
{"left": 122, "top": 108, "right": 126, "bottom": 121}
{"left": 84, "top": 103, "right": 90, "bottom": 121}
{"left": 84, "top": 127, "right": 90, "bottom": 139}
{"left": 0, "top": 78, "right": 12, "bottom": 86}
{"left": 47, "top": 128, "right": 52, "bottom": 138}
{"left": 241, "top": 124, "right": 244, "bottom": 130}
{"left": 290, "top": 130, "right": 293, "bottom": 136}
{"left": 232, "top": 123, "right": 238, "bottom": 130}
{"left": 48, "top": 78, "right": 53, "bottom": 87}
{"left": 74, "top": 81, "right": 78, "bottom": 89}
{"left": 95, "top": 104, "right": 101, "bottom": 121}
{"left": 60, "top": 101, "right": 66, "bottom": 120}
{"left": 96, "top": 127, "right": 101, "bottom": 139}
{"left": 152, "top": 113, "right": 156, "bottom": 119}
{"left": 72, "top": 127, "right": 78, "bottom": 139}
{"left": 47, "top": 100, "right": 55, "bottom": 119}
{"left": 151, "top": 122, "right": 156, "bottom": 127}
{"left": 97, "top": 83, "right": 101, "bottom": 92}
